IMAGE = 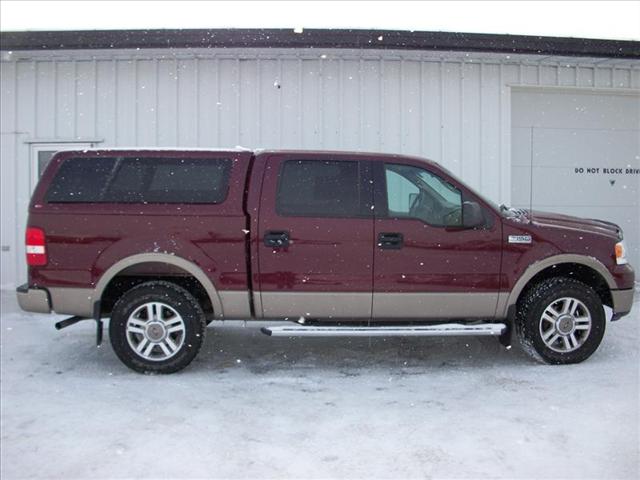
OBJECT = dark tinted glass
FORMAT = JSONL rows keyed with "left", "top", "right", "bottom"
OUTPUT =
{"left": 46, "top": 157, "right": 231, "bottom": 204}
{"left": 46, "top": 157, "right": 118, "bottom": 202}
{"left": 102, "top": 157, "right": 231, "bottom": 203}
{"left": 277, "top": 160, "right": 361, "bottom": 217}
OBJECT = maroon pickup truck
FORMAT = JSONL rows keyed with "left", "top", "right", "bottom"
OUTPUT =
{"left": 17, "top": 149, "right": 635, "bottom": 373}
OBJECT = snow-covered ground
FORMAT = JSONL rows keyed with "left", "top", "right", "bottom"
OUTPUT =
{"left": 1, "top": 290, "right": 638, "bottom": 479}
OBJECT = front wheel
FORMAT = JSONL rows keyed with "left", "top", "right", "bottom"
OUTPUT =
{"left": 109, "top": 281, "right": 206, "bottom": 374}
{"left": 515, "top": 277, "right": 606, "bottom": 364}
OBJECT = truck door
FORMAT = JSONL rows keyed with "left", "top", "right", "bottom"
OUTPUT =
{"left": 256, "top": 153, "right": 374, "bottom": 319}
{"left": 372, "top": 160, "right": 502, "bottom": 320}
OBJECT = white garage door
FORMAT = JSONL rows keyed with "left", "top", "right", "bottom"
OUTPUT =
{"left": 511, "top": 88, "right": 640, "bottom": 272}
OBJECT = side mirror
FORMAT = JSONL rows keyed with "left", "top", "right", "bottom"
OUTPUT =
{"left": 463, "top": 201, "right": 484, "bottom": 228}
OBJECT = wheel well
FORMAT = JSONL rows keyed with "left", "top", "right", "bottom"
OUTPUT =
{"left": 99, "top": 262, "right": 213, "bottom": 315}
{"left": 518, "top": 263, "right": 613, "bottom": 308}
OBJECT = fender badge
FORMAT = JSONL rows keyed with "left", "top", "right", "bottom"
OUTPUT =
{"left": 508, "top": 235, "right": 532, "bottom": 244}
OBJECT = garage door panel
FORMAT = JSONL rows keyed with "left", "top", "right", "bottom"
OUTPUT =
{"left": 511, "top": 165, "right": 532, "bottom": 207}
{"left": 512, "top": 89, "right": 640, "bottom": 270}
{"left": 529, "top": 165, "right": 638, "bottom": 208}
{"left": 512, "top": 90, "right": 640, "bottom": 130}
{"left": 532, "top": 128, "right": 639, "bottom": 168}
{"left": 511, "top": 127, "right": 532, "bottom": 167}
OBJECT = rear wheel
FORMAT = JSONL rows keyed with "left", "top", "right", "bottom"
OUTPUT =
{"left": 515, "top": 277, "right": 606, "bottom": 364}
{"left": 109, "top": 281, "right": 206, "bottom": 374}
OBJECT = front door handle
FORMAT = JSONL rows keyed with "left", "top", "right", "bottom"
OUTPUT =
{"left": 378, "top": 232, "right": 403, "bottom": 250}
{"left": 264, "top": 230, "right": 290, "bottom": 248}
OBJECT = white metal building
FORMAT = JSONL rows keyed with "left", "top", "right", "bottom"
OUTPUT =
{"left": 1, "top": 29, "right": 639, "bottom": 287}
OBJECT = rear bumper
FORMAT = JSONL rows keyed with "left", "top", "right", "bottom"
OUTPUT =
{"left": 16, "top": 284, "right": 51, "bottom": 314}
{"left": 16, "top": 284, "right": 94, "bottom": 317}
{"left": 611, "top": 288, "right": 635, "bottom": 321}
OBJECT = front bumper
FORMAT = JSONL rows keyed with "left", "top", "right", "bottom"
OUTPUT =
{"left": 611, "top": 288, "right": 635, "bottom": 321}
{"left": 16, "top": 284, "right": 51, "bottom": 314}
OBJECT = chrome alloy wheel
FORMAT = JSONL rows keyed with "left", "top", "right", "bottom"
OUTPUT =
{"left": 126, "top": 302, "right": 186, "bottom": 361}
{"left": 539, "top": 297, "right": 592, "bottom": 353}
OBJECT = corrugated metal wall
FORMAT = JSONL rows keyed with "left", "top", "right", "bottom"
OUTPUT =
{"left": 1, "top": 48, "right": 639, "bottom": 286}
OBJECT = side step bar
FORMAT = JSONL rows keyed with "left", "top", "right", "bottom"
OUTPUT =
{"left": 261, "top": 323, "right": 506, "bottom": 337}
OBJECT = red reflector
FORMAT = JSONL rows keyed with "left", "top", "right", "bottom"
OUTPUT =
{"left": 26, "top": 227, "right": 47, "bottom": 266}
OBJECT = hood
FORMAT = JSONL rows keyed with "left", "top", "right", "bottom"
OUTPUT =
{"left": 527, "top": 210, "right": 622, "bottom": 240}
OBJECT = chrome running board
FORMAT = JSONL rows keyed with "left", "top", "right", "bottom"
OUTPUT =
{"left": 261, "top": 323, "right": 506, "bottom": 337}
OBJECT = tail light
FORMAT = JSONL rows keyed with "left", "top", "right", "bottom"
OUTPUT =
{"left": 26, "top": 227, "right": 47, "bottom": 266}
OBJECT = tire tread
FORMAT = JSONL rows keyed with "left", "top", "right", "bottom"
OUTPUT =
{"left": 109, "top": 280, "right": 206, "bottom": 374}
{"left": 515, "top": 277, "right": 605, "bottom": 365}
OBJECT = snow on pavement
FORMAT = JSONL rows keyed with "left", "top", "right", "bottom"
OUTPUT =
{"left": 1, "top": 290, "right": 638, "bottom": 479}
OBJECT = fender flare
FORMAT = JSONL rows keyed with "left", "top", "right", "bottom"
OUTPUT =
{"left": 499, "top": 254, "right": 617, "bottom": 317}
{"left": 94, "top": 253, "right": 225, "bottom": 317}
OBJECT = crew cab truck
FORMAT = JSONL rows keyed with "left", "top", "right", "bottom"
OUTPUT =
{"left": 17, "top": 149, "right": 635, "bottom": 373}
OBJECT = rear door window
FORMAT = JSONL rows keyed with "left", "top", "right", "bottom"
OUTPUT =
{"left": 276, "top": 160, "right": 365, "bottom": 217}
{"left": 46, "top": 156, "right": 232, "bottom": 204}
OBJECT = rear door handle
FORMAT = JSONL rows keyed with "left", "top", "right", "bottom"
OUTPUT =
{"left": 378, "top": 232, "right": 403, "bottom": 250}
{"left": 264, "top": 230, "right": 290, "bottom": 248}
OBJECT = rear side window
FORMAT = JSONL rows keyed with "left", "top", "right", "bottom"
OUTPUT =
{"left": 46, "top": 157, "right": 232, "bottom": 204}
{"left": 45, "top": 157, "right": 118, "bottom": 203}
{"left": 276, "top": 160, "right": 363, "bottom": 217}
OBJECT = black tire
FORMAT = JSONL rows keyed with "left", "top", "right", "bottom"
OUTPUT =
{"left": 515, "top": 277, "right": 606, "bottom": 364}
{"left": 109, "top": 281, "right": 206, "bottom": 374}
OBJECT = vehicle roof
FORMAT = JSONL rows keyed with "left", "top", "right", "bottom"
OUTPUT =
{"left": 53, "top": 147, "right": 439, "bottom": 166}
{"left": 51, "top": 146, "right": 254, "bottom": 153}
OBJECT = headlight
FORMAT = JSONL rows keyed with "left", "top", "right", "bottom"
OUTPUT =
{"left": 615, "top": 241, "right": 628, "bottom": 265}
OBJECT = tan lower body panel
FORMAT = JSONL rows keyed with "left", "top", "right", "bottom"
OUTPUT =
{"left": 260, "top": 292, "right": 372, "bottom": 319}
{"left": 48, "top": 288, "right": 253, "bottom": 319}
{"left": 218, "top": 291, "right": 252, "bottom": 318}
{"left": 495, "top": 292, "right": 510, "bottom": 319}
{"left": 611, "top": 288, "right": 635, "bottom": 315}
{"left": 373, "top": 292, "right": 499, "bottom": 319}
{"left": 259, "top": 291, "right": 500, "bottom": 320}
{"left": 49, "top": 287, "right": 94, "bottom": 317}
{"left": 17, "top": 287, "right": 51, "bottom": 314}
{"left": 44, "top": 287, "right": 500, "bottom": 320}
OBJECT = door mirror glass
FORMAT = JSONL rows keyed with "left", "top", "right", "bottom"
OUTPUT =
{"left": 462, "top": 201, "right": 485, "bottom": 228}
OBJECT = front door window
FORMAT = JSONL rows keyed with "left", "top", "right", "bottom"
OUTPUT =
{"left": 385, "top": 163, "right": 463, "bottom": 227}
